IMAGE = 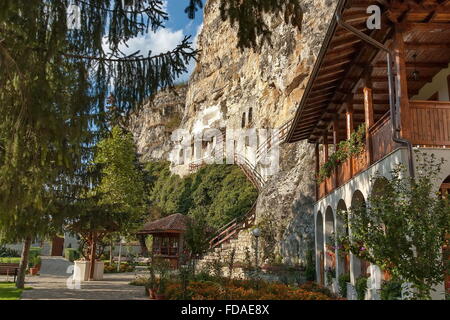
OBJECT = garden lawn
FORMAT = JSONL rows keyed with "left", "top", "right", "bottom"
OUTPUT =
{"left": 0, "top": 282, "right": 30, "bottom": 300}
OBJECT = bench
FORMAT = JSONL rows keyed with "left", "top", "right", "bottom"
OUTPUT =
{"left": 0, "top": 263, "right": 19, "bottom": 283}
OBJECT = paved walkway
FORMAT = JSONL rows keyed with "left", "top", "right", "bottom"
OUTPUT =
{"left": 21, "top": 257, "right": 147, "bottom": 300}
{"left": 39, "top": 256, "right": 73, "bottom": 276}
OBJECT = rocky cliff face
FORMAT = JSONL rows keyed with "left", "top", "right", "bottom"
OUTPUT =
{"left": 131, "top": 0, "right": 336, "bottom": 266}
{"left": 128, "top": 85, "right": 187, "bottom": 162}
{"left": 181, "top": 0, "right": 336, "bottom": 265}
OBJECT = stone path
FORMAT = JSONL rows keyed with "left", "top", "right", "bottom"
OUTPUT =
{"left": 21, "top": 257, "right": 147, "bottom": 300}
{"left": 39, "top": 256, "right": 73, "bottom": 276}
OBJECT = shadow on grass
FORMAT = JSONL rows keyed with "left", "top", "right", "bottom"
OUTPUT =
{"left": 0, "top": 282, "right": 32, "bottom": 300}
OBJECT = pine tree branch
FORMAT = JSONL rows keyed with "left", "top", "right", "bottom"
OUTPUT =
{"left": 61, "top": 37, "right": 198, "bottom": 63}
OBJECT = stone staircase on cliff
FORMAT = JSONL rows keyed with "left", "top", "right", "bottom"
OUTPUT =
{"left": 192, "top": 119, "right": 294, "bottom": 272}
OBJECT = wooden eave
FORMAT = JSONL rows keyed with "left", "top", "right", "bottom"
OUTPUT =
{"left": 286, "top": 0, "right": 450, "bottom": 144}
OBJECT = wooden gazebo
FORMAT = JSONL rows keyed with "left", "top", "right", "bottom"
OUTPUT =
{"left": 137, "top": 213, "right": 191, "bottom": 268}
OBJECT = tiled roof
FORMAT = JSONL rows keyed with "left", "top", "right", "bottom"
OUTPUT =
{"left": 137, "top": 213, "right": 191, "bottom": 234}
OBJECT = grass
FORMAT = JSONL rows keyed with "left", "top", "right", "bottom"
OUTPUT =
{"left": 0, "top": 257, "right": 21, "bottom": 264}
{"left": 0, "top": 282, "right": 32, "bottom": 300}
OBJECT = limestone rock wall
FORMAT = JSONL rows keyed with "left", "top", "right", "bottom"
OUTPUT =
{"left": 128, "top": 85, "right": 187, "bottom": 162}
{"left": 181, "top": 0, "right": 336, "bottom": 266}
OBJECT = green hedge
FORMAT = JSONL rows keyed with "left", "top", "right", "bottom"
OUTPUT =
{"left": 64, "top": 248, "right": 80, "bottom": 262}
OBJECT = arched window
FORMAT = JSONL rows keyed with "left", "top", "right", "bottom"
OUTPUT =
{"left": 242, "top": 112, "right": 246, "bottom": 128}
{"left": 248, "top": 107, "right": 253, "bottom": 125}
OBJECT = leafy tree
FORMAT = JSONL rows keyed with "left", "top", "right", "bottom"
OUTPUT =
{"left": 95, "top": 126, "right": 146, "bottom": 225}
{"left": 184, "top": 206, "right": 213, "bottom": 272}
{"left": 0, "top": 0, "right": 197, "bottom": 288}
{"left": 144, "top": 161, "right": 257, "bottom": 229}
{"left": 339, "top": 152, "right": 450, "bottom": 299}
{"left": 66, "top": 126, "right": 146, "bottom": 279}
{"left": 208, "top": 166, "right": 258, "bottom": 227}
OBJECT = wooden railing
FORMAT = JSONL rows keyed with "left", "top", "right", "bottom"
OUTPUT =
{"left": 234, "top": 153, "right": 265, "bottom": 191}
{"left": 256, "top": 119, "right": 293, "bottom": 161}
{"left": 209, "top": 202, "right": 257, "bottom": 249}
{"left": 189, "top": 146, "right": 225, "bottom": 173}
{"left": 409, "top": 100, "right": 450, "bottom": 146}
{"left": 317, "top": 100, "right": 450, "bottom": 200}
{"left": 369, "top": 111, "right": 398, "bottom": 163}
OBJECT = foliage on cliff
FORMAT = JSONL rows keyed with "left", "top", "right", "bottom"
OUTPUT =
{"left": 144, "top": 161, "right": 258, "bottom": 229}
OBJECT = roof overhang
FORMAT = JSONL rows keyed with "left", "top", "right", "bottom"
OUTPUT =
{"left": 285, "top": 0, "right": 450, "bottom": 144}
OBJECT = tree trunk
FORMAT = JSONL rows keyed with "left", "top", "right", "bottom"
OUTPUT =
{"left": 89, "top": 231, "right": 97, "bottom": 281}
{"left": 16, "top": 236, "right": 32, "bottom": 289}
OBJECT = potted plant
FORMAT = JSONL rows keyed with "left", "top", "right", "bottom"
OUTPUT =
{"left": 155, "top": 277, "right": 167, "bottom": 300}
{"left": 145, "top": 273, "right": 157, "bottom": 299}
{"left": 146, "top": 259, "right": 170, "bottom": 299}
{"left": 28, "top": 256, "right": 41, "bottom": 275}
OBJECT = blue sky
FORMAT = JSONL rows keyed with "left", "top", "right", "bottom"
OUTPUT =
{"left": 112, "top": 0, "right": 204, "bottom": 83}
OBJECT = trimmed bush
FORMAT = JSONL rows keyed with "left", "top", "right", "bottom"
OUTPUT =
{"left": 64, "top": 248, "right": 80, "bottom": 262}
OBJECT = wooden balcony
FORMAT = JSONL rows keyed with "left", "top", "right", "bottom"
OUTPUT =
{"left": 317, "top": 100, "right": 450, "bottom": 200}
{"left": 408, "top": 101, "right": 450, "bottom": 146}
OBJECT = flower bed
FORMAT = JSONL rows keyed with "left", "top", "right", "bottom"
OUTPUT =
{"left": 104, "top": 262, "right": 134, "bottom": 273}
{"left": 164, "top": 279, "right": 342, "bottom": 300}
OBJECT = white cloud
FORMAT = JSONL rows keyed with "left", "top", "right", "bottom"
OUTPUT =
{"left": 192, "top": 23, "right": 203, "bottom": 50}
{"left": 116, "top": 28, "right": 185, "bottom": 56}
{"left": 101, "top": 20, "right": 204, "bottom": 84}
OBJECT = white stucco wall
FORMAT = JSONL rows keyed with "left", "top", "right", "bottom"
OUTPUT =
{"left": 412, "top": 63, "right": 450, "bottom": 101}
{"left": 314, "top": 146, "right": 450, "bottom": 299}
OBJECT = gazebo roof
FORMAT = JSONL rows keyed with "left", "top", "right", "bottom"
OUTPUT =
{"left": 137, "top": 213, "right": 191, "bottom": 234}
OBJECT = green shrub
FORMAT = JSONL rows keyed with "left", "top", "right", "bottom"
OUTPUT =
{"left": 104, "top": 262, "right": 134, "bottom": 273}
{"left": 338, "top": 273, "right": 350, "bottom": 298}
{"left": 355, "top": 275, "right": 369, "bottom": 300}
{"left": 325, "top": 267, "right": 336, "bottom": 285}
{"left": 304, "top": 249, "right": 315, "bottom": 281}
{"left": 380, "top": 279, "right": 403, "bottom": 300}
{"left": 0, "top": 246, "right": 20, "bottom": 257}
{"left": 28, "top": 255, "right": 41, "bottom": 268}
{"left": 64, "top": 248, "right": 80, "bottom": 262}
{"left": 29, "top": 247, "right": 41, "bottom": 260}
{"left": 145, "top": 161, "right": 258, "bottom": 229}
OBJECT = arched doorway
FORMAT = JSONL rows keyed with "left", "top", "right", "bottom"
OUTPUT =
{"left": 336, "top": 199, "right": 350, "bottom": 276}
{"left": 350, "top": 190, "right": 370, "bottom": 283}
{"left": 325, "top": 206, "right": 335, "bottom": 286}
{"left": 316, "top": 211, "right": 325, "bottom": 285}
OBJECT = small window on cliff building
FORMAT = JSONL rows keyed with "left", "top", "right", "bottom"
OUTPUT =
{"left": 242, "top": 112, "right": 246, "bottom": 128}
{"left": 248, "top": 108, "right": 253, "bottom": 125}
{"left": 179, "top": 149, "right": 184, "bottom": 160}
